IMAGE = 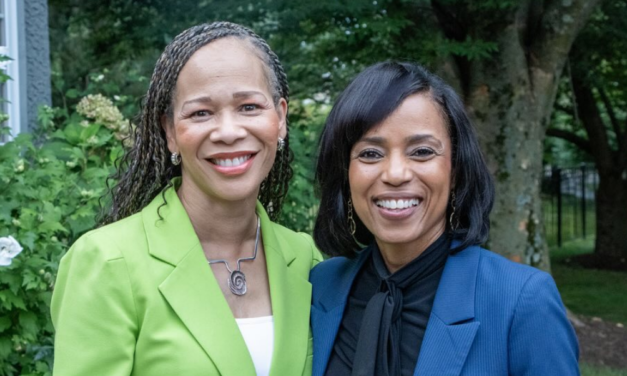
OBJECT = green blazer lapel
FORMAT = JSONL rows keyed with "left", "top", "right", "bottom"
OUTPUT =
{"left": 258, "top": 203, "right": 312, "bottom": 376}
{"left": 142, "top": 187, "right": 256, "bottom": 375}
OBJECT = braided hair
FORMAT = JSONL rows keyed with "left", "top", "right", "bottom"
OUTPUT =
{"left": 100, "top": 22, "right": 293, "bottom": 225}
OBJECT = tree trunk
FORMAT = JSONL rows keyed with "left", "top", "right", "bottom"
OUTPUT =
{"left": 465, "top": 55, "right": 553, "bottom": 270}
{"left": 435, "top": 0, "right": 600, "bottom": 270}
{"left": 595, "top": 172, "right": 627, "bottom": 259}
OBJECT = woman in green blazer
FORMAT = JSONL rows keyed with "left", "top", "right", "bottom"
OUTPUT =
{"left": 51, "top": 22, "right": 321, "bottom": 376}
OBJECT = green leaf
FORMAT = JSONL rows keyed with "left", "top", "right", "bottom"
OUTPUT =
{"left": 80, "top": 123, "right": 101, "bottom": 140}
{"left": 65, "top": 88, "right": 80, "bottom": 99}
{"left": 0, "top": 337, "right": 12, "bottom": 358}
{"left": 63, "top": 122, "right": 83, "bottom": 145}
{"left": 19, "top": 311, "right": 38, "bottom": 337}
{"left": 0, "top": 317, "right": 11, "bottom": 332}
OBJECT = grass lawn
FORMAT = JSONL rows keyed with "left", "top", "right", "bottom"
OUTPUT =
{"left": 550, "top": 238, "right": 627, "bottom": 324}
{"left": 581, "top": 363, "right": 627, "bottom": 376}
{"left": 549, "top": 238, "right": 627, "bottom": 374}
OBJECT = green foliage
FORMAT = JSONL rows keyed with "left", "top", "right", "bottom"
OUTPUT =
{"left": 0, "top": 96, "right": 128, "bottom": 375}
{"left": 547, "top": 0, "right": 627, "bottom": 164}
{"left": 435, "top": 36, "right": 498, "bottom": 61}
{"left": 550, "top": 238, "right": 627, "bottom": 323}
{"left": 279, "top": 101, "right": 329, "bottom": 232}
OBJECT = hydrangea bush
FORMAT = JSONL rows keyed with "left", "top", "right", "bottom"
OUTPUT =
{"left": 0, "top": 95, "right": 129, "bottom": 375}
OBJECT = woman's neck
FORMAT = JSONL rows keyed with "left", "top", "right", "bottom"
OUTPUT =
{"left": 177, "top": 180, "right": 259, "bottom": 259}
{"left": 376, "top": 228, "right": 445, "bottom": 274}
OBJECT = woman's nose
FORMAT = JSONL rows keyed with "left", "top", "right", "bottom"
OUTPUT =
{"left": 209, "top": 113, "right": 247, "bottom": 144}
{"left": 381, "top": 154, "right": 412, "bottom": 186}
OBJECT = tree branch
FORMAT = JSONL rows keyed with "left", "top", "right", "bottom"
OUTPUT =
{"left": 529, "top": 0, "right": 600, "bottom": 84}
{"left": 597, "top": 86, "right": 624, "bottom": 145}
{"left": 572, "top": 75, "right": 614, "bottom": 169}
{"left": 546, "top": 128, "right": 592, "bottom": 155}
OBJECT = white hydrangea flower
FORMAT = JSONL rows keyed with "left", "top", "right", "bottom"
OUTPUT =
{"left": 0, "top": 236, "right": 23, "bottom": 266}
{"left": 14, "top": 159, "right": 25, "bottom": 173}
{"left": 76, "top": 94, "right": 132, "bottom": 141}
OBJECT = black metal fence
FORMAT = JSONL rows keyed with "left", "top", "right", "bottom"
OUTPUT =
{"left": 541, "top": 164, "right": 597, "bottom": 247}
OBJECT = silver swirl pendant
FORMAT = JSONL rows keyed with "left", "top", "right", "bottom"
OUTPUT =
{"left": 228, "top": 270, "right": 247, "bottom": 296}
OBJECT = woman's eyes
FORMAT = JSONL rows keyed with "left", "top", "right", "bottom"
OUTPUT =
{"left": 190, "top": 110, "right": 211, "bottom": 119}
{"left": 357, "top": 149, "right": 384, "bottom": 160}
{"left": 411, "top": 147, "right": 436, "bottom": 158}
{"left": 241, "top": 104, "right": 260, "bottom": 112}
{"left": 356, "top": 147, "right": 437, "bottom": 161}
{"left": 188, "top": 103, "right": 261, "bottom": 119}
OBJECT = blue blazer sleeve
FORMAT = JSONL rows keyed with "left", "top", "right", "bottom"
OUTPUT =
{"left": 508, "top": 271, "right": 580, "bottom": 375}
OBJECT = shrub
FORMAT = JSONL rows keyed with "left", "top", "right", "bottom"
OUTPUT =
{"left": 278, "top": 100, "right": 328, "bottom": 233}
{"left": 0, "top": 97, "right": 128, "bottom": 375}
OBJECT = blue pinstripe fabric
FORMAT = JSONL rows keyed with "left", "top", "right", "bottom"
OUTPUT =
{"left": 310, "top": 245, "right": 580, "bottom": 376}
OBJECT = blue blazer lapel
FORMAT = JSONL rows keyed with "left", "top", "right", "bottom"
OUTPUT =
{"left": 414, "top": 244, "right": 482, "bottom": 376}
{"left": 311, "top": 248, "right": 371, "bottom": 376}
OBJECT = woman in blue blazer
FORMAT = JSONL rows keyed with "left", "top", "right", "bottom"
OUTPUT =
{"left": 310, "top": 62, "right": 579, "bottom": 376}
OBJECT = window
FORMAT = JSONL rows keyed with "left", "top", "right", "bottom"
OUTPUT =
{"left": 0, "top": 0, "right": 21, "bottom": 143}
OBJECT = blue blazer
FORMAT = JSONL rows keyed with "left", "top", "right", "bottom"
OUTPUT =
{"left": 310, "top": 244, "right": 580, "bottom": 376}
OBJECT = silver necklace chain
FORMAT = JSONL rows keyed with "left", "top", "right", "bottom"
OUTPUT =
{"left": 207, "top": 214, "right": 260, "bottom": 296}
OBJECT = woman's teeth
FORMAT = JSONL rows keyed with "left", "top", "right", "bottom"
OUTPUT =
{"left": 211, "top": 155, "right": 251, "bottom": 167}
{"left": 375, "top": 199, "right": 419, "bottom": 210}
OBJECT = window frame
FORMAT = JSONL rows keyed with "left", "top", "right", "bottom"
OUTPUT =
{"left": 0, "top": 0, "right": 22, "bottom": 143}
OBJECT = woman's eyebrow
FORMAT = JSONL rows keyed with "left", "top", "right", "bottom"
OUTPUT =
{"left": 358, "top": 136, "right": 386, "bottom": 145}
{"left": 405, "top": 134, "right": 443, "bottom": 147}
{"left": 181, "top": 95, "right": 212, "bottom": 109}
{"left": 233, "top": 90, "right": 267, "bottom": 99}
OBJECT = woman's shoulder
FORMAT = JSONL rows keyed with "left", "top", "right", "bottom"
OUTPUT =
{"left": 310, "top": 251, "right": 366, "bottom": 288}
{"left": 470, "top": 246, "right": 559, "bottom": 304}
{"left": 65, "top": 212, "right": 146, "bottom": 262}
{"left": 267, "top": 222, "right": 323, "bottom": 267}
{"left": 311, "top": 255, "right": 354, "bottom": 277}
{"left": 474, "top": 246, "right": 548, "bottom": 282}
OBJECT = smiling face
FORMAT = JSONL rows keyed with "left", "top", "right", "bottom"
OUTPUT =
{"left": 163, "top": 37, "right": 287, "bottom": 204}
{"left": 348, "top": 93, "right": 452, "bottom": 258}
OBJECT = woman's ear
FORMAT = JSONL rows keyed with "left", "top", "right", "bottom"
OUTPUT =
{"left": 277, "top": 98, "right": 288, "bottom": 139}
{"left": 161, "top": 114, "right": 177, "bottom": 153}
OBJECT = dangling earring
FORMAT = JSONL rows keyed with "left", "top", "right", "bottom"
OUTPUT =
{"left": 449, "top": 191, "right": 459, "bottom": 231}
{"left": 277, "top": 137, "right": 285, "bottom": 152}
{"left": 171, "top": 152, "right": 181, "bottom": 166}
{"left": 347, "top": 198, "right": 356, "bottom": 235}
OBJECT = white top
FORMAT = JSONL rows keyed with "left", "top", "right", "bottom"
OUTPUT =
{"left": 235, "top": 315, "right": 274, "bottom": 376}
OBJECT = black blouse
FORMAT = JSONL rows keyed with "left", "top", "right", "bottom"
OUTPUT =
{"left": 324, "top": 234, "right": 451, "bottom": 376}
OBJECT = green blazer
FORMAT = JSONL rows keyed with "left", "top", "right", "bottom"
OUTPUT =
{"left": 51, "top": 185, "right": 322, "bottom": 376}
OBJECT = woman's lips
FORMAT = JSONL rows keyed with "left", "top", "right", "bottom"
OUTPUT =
{"left": 207, "top": 153, "right": 257, "bottom": 176}
{"left": 373, "top": 198, "right": 421, "bottom": 220}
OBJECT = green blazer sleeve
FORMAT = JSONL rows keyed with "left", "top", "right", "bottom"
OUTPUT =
{"left": 51, "top": 231, "right": 138, "bottom": 376}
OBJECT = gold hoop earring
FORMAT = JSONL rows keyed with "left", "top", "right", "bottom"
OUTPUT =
{"left": 449, "top": 191, "right": 459, "bottom": 231}
{"left": 347, "top": 198, "right": 356, "bottom": 235}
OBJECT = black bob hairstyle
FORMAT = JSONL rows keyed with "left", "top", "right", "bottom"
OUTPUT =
{"left": 313, "top": 62, "right": 495, "bottom": 257}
